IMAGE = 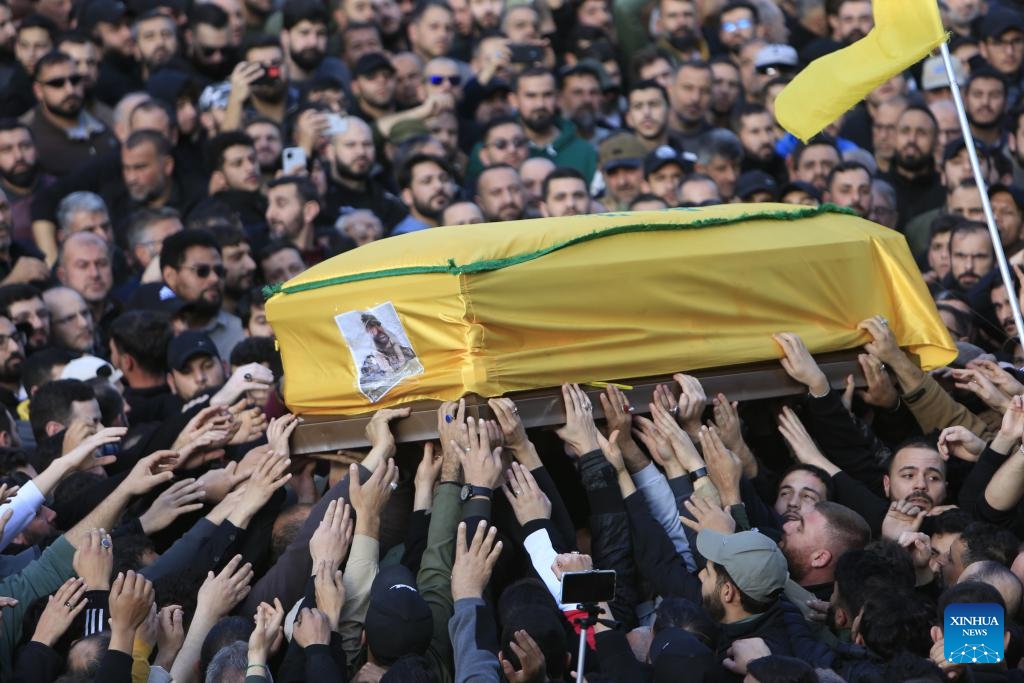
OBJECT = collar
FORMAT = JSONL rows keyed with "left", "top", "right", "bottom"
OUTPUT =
{"left": 62, "top": 109, "right": 106, "bottom": 141}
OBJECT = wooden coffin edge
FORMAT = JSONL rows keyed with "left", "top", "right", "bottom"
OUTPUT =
{"left": 290, "top": 350, "right": 880, "bottom": 456}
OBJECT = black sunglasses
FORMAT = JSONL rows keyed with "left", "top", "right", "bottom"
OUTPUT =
{"left": 429, "top": 74, "right": 461, "bottom": 86}
{"left": 199, "top": 45, "right": 228, "bottom": 57}
{"left": 183, "top": 263, "right": 227, "bottom": 278}
{"left": 38, "top": 74, "right": 84, "bottom": 88}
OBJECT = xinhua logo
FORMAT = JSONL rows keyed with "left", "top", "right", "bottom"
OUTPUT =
{"left": 944, "top": 603, "right": 1004, "bottom": 664}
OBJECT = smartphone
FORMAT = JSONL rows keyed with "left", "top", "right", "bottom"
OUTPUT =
{"left": 282, "top": 146, "right": 307, "bottom": 174}
{"left": 324, "top": 113, "right": 350, "bottom": 137}
{"left": 253, "top": 63, "right": 282, "bottom": 86}
{"left": 509, "top": 44, "right": 544, "bottom": 64}
{"left": 560, "top": 570, "right": 616, "bottom": 604}
{"left": 100, "top": 442, "right": 119, "bottom": 457}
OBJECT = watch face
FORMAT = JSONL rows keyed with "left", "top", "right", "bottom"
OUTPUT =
{"left": 460, "top": 484, "right": 471, "bottom": 501}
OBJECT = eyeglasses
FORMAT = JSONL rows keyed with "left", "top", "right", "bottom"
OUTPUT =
{"left": 989, "top": 35, "right": 1024, "bottom": 50}
{"left": 0, "top": 330, "right": 26, "bottom": 347}
{"left": 182, "top": 263, "right": 226, "bottom": 278}
{"left": 37, "top": 74, "right": 83, "bottom": 89}
{"left": 488, "top": 137, "right": 529, "bottom": 151}
{"left": 199, "top": 45, "right": 227, "bottom": 57}
{"left": 721, "top": 18, "right": 753, "bottom": 33}
{"left": 428, "top": 74, "right": 461, "bottom": 86}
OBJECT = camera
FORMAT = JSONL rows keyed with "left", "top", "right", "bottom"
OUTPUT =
{"left": 253, "top": 64, "right": 282, "bottom": 87}
{"left": 560, "top": 570, "right": 616, "bottom": 605}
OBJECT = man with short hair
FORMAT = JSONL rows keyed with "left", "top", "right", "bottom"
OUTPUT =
{"left": 474, "top": 165, "right": 525, "bottom": 222}
{"left": 717, "top": 1, "right": 762, "bottom": 55}
{"left": 559, "top": 63, "right": 608, "bottom": 143}
{"left": 206, "top": 131, "right": 265, "bottom": 228}
{"left": 159, "top": 229, "right": 244, "bottom": 358}
{"left": 880, "top": 105, "right": 944, "bottom": 230}
{"left": 322, "top": 116, "right": 408, "bottom": 233}
{"left": 336, "top": 209, "right": 383, "bottom": 246}
{"left": 695, "top": 128, "right": 743, "bottom": 201}
{"left": 824, "top": 161, "right": 873, "bottom": 218}
{"left": 477, "top": 116, "right": 529, "bottom": 169}
{"left": 735, "top": 103, "right": 784, "bottom": 183}
{"left": 56, "top": 232, "right": 115, "bottom": 331}
{"left": 625, "top": 80, "right": 676, "bottom": 152}
{"left": 109, "top": 309, "right": 178, "bottom": 422}
{"left": 265, "top": 176, "right": 325, "bottom": 261}
{"left": 132, "top": 11, "right": 178, "bottom": 82}
{"left": 441, "top": 201, "right": 484, "bottom": 225}
{"left": 0, "top": 121, "right": 54, "bottom": 243}
{"left": 778, "top": 501, "right": 870, "bottom": 599}
{"left": 598, "top": 131, "right": 646, "bottom": 210}
{"left": 788, "top": 136, "right": 841, "bottom": 193}
{"left": 186, "top": 4, "right": 235, "bottom": 83}
{"left": 407, "top": 1, "right": 456, "bottom": 63}
{"left": 56, "top": 192, "right": 114, "bottom": 245}
{"left": 642, "top": 146, "right": 690, "bottom": 207}
{"left": 667, "top": 61, "right": 712, "bottom": 146}
{"left": 259, "top": 241, "right": 306, "bottom": 284}
{"left": 872, "top": 96, "right": 907, "bottom": 174}
{"left": 117, "top": 206, "right": 182, "bottom": 303}
{"left": 540, "top": 167, "right": 589, "bottom": 218}
{"left": 27, "top": 377, "right": 99, "bottom": 442}
{"left": 280, "top": 0, "right": 347, "bottom": 87}
{"left": 223, "top": 38, "right": 292, "bottom": 129}
{"left": 209, "top": 224, "right": 256, "bottom": 316}
{"left": 351, "top": 52, "right": 397, "bottom": 121}
{"left": 0, "top": 284, "right": 49, "bottom": 353}
{"left": 964, "top": 67, "right": 1007, "bottom": 148}
{"left": 979, "top": 9, "right": 1024, "bottom": 100}
{"left": 945, "top": 221, "right": 995, "bottom": 293}
{"left": 27, "top": 51, "right": 118, "bottom": 177}
{"left": 510, "top": 67, "right": 597, "bottom": 182}
{"left": 394, "top": 154, "right": 455, "bottom": 234}
{"left": 43, "top": 286, "right": 97, "bottom": 354}
{"left": 0, "top": 314, "right": 25, "bottom": 414}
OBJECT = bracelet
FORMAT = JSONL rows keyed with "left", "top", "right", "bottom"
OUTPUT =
{"left": 688, "top": 467, "right": 708, "bottom": 483}
{"left": 247, "top": 664, "right": 268, "bottom": 673}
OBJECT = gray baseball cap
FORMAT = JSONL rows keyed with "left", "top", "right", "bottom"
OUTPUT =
{"left": 696, "top": 530, "right": 788, "bottom": 602}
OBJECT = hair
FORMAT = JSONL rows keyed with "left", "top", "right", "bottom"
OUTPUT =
{"left": 500, "top": 605, "right": 568, "bottom": 679}
{"left": 109, "top": 310, "right": 172, "bottom": 376}
{"left": 283, "top": 0, "right": 328, "bottom": 29}
{"left": 480, "top": 114, "right": 522, "bottom": 141}
{"left": 937, "top": 581, "right": 1006, "bottom": 620}
{"left": 205, "top": 131, "right": 254, "bottom": 174}
{"left": 126, "top": 206, "right": 180, "bottom": 250}
{"left": 720, "top": 0, "right": 759, "bottom": 22}
{"left": 0, "top": 284, "right": 42, "bottom": 320}
{"left": 712, "top": 561, "right": 778, "bottom": 614}
{"left": 186, "top": 199, "right": 243, "bottom": 233}
{"left": 203, "top": 639, "right": 249, "bottom": 683}
{"left": 131, "top": 9, "right": 174, "bottom": 36}
{"left": 20, "top": 347, "right": 76, "bottom": 395}
{"left": 826, "top": 160, "right": 872, "bottom": 192}
{"left": 266, "top": 175, "right": 321, "bottom": 208}
{"left": 111, "top": 533, "right": 156, "bottom": 575}
{"left": 627, "top": 78, "right": 669, "bottom": 104}
{"left": 930, "top": 507, "right": 972, "bottom": 536}
{"left": 901, "top": 103, "right": 938, "bottom": 130}
{"left": 791, "top": 135, "right": 840, "bottom": 167}
{"left": 207, "top": 224, "right": 247, "bottom": 251}
{"left": 242, "top": 34, "right": 282, "bottom": 57}
{"left": 816, "top": 501, "right": 871, "bottom": 554}
{"left": 160, "top": 229, "right": 221, "bottom": 271}
{"left": 229, "top": 336, "right": 282, "bottom": 377}
{"left": 695, "top": 128, "right": 743, "bottom": 165}
{"left": 190, "top": 2, "right": 229, "bottom": 30}
{"left": 628, "top": 193, "right": 669, "bottom": 209}
{"left": 87, "top": 377, "right": 124, "bottom": 425}
{"left": 512, "top": 65, "right": 555, "bottom": 92}
{"left": 18, "top": 14, "right": 57, "bottom": 41}
{"left": 730, "top": 101, "right": 770, "bottom": 131}
{"left": 833, "top": 541, "right": 916, "bottom": 617}
{"left": 130, "top": 98, "right": 175, "bottom": 131}
{"left": 746, "top": 656, "right": 816, "bottom": 683}
{"left": 630, "top": 45, "right": 673, "bottom": 82}
{"left": 948, "top": 220, "right": 993, "bottom": 254}
{"left": 779, "top": 462, "right": 835, "bottom": 500}
{"left": 959, "top": 521, "right": 1020, "bottom": 568}
{"left": 55, "top": 32, "right": 97, "bottom": 51}
{"left": 124, "top": 129, "right": 172, "bottom": 157}
{"left": 856, "top": 586, "right": 934, "bottom": 659}
{"left": 380, "top": 655, "right": 438, "bottom": 683}
{"left": 410, "top": 0, "right": 453, "bottom": 25}
{"left": 968, "top": 65, "right": 1008, "bottom": 92}
{"left": 960, "top": 561, "right": 1023, "bottom": 617}
{"left": 56, "top": 192, "right": 108, "bottom": 232}
{"left": 258, "top": 239, "right": 302, "bottom": 264}
{"left": 542, "top": 166, "right": 587, "bottom": 200}
{"left": 32, "top": 50, "right": 72, "bottom": 80}
{"left": 237, "top": 286, "right": 267, "bottom": 329}
{"left": 882, "top": 435, "right": 944, "bottom": 476}
{"left": 652, "top": 597, "right": 719, "bottom": 648}
{"left": 28, "top": 379, "right": 95, "bottom": 442}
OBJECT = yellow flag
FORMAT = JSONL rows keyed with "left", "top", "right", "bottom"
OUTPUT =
{"left": 776, "top": 0, "right": 947, "bottom": 142}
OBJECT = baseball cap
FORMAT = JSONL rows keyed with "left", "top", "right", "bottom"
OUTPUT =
{"left": 166, "top": 331, "right": 219, "bottom": 372}
{"left": 389, "top": 118, "right": 430, "bottom": 145}
{"left": 60, "top": 355, "right": 124, "bottom": 384}
{"left": 695, "top": 529, "right": 788, "bottom": 602}
{"left": 599, "top": 132, "right": 647, "bottom": 172}
{"left": 643, "top": 145, "right": 696, "bottom": 177}
{"left": 754, "top": 44, "right": 799, "bottom": 73}
{"left": 779, "top": 180, "right": 822, "bottom": 203}
{"left": 199, "top": 82, "right": 231, "bottom": 112}
{"left": 921, "top": 55, "right": 965, "bottom": 91}
{"left": 364, "top": 565, "right": 433, "bottom": 663}
{"left": 735, "top": 170, "right": 779, "bottom": 201}
{"left": 981, "top": 8, "right": 1024, "bottom": 40}
{"left": 78, "top": 0, "right": 126, "bottom": 34}
{"left": 354, "top": 52, "right": 396, "bottom": 79}
{"left": 649, "top": 627, "right": 716, "bottom": 683}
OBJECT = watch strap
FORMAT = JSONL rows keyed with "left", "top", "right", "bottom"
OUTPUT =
{"left": 688, "top": 467, "right": 709, "bottom": 483}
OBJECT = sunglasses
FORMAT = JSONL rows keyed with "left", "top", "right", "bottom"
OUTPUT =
{"left": 38, "top": 74, "right": 83, "bottom": 88}
{"left": 183, "top": 263, "right": 226, "bottom": 278}
{"left": 429, "top": 74, "right": 462, "bottom": 86}
{"left": 489, "top": 137, "right": 529, "bottom": 151}
{"left": 722, "top": 18, "right": 753, "bottom": 33}
{"left": 199, "top": 45, "right": 228, "bottom": 57}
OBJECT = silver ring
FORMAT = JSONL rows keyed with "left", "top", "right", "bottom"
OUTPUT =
{"left": 513, "top": 489, "right": 521, "bottom": 495}
{"left": 101, "top": 538, "right": 111, "bottom": 549}
{"left": 389, "top": 482, "right": 398, "bottom": 491}
{"left": 670, "top": 406, "right": 679, "bottom": 415}
{"left": 64, "top": 601, "right": 71, "bottom": 608}
{"left": 464, "top": 447, "right": 471, "bottom": 453}
{"left": 244, "top": 373, "right": 253, "bottom": 381}
{"left": 879, "top": 317, "right": 889, "bottom": 326}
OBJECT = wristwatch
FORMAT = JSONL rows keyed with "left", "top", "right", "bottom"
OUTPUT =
{"left": 460, "top": 484, "right": 492, "bottom": 502}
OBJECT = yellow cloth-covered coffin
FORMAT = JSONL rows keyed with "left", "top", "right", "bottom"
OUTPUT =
{"left": 266, "top": 203, "right": 956, "bottom": 415}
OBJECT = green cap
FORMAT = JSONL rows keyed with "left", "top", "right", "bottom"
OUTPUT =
{"left": 696, "top": 529, "right": 788, "bottom": 602}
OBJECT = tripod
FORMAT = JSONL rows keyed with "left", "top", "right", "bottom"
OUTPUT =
{"left": 573, "top": 603, "right": 619, "bottom": 682}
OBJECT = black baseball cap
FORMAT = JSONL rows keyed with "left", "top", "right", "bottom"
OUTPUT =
{"left": 354, "top": 52, "right": 395, "bottom": 79}
{"left": 167, "top": 331, "right": 219, "bottom": 372}
{"left": 364, "top": 565, "right": 433, "bottom": 663}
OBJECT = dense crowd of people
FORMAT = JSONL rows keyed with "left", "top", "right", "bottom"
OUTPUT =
{"left": 1, "top": 0, "right": 1024, "bottom": 681}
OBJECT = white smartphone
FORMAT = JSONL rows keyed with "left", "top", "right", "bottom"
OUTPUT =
{"left": 282, "top": 146, "right": 308, "bottom": 175}
{"left": 324, "top": 113, "right": 349, "bottom": 137}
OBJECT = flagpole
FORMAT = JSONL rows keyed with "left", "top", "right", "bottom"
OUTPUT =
{"left": 937, "top": 41, "right": 1024, "bottom": 344}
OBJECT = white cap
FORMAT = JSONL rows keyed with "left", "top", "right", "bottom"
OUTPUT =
{"left": 60, "top": 355, "right": 123, "bottom": 384}
{"left": 754, "top": 44, "right": 799, "bottom": 71}
{"left": 921, "top": 55, "right": 965, "bottom": 91}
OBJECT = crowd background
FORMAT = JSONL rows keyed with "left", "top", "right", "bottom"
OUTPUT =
{"left": 2, "top": 0, "right": 1024, "bottom": 682}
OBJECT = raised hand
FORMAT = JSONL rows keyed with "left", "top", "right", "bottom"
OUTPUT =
{"left": 293, "top": 607, "right": 331, "bottom": 647}
{"left": 309, "top": 499, "right": 353, "bottom": 569}
{"left": 364, "top": 407, "right": 412, "bottom": 470}
{"left": 952, "top": 369, "right": 1011, "bottom": 413}
{"left": 458, "top": 416, "right": 504, "bottom": 490}
{"left": 196, "top": 462, "right": 247, "bottom": 503}
{"left": 937, "top": 426, "right": 985, "bottom": 463}
{"left": 122, "top": 451, "right": 178, "bottom": 496}
{"left": 313, "top": 560, "right": 346, "bottom": 632}
{"left": 650, "top": 400, "right": 705, "bottom": 473}
{"left": 773, "top": 332, "right": 829, "bottom": 396}
{"left": 155, "top": 604, "right": 185, "bottom": 670}
{"left": 32, "top": 578, "right": 86, "bottom": 646}
{"left": 248, "top": 599, "right": 285, "bottom": 666}
{"left": 554, "top": 384, "right": 601, "bottom": 457}
{"left": 503, "top": 462, "right": 551, "bottom": 526}
{"left": 632, "top": 415, "right": 684, "bottom": 477}
{"left": 61, "top": 426, "right": 127, "bottom": 471}
{"left": 880, "top": 499, "right": 925, "bottom": 541}
{"left": 673, "top": 374, "right": 707, "bottom": 439}
{"left": 139, "top": 478, "right": 206, "bottom": 534}
{"left": 595, "top": 429, "right": 625, "bottom": 474}
{"left": 451, "top": 520, "right": 503, "bottom": 601}
{"left": 73, "top": 528, "right": 113, "bottom": 590}
{"left": 266, "top": 414, "right": 299, "bottom": 459}
{"left": 349, "top": 458, "right": 398, "bottom": 538}
{"left": 196, "top": 555, "right": 253, "bottom": 620}
{"left": 414, "top": 442, "right": 442, "bottom": 511}
{"left": 681, "top": 496, "right": 736, "bottom": 535}
{"left": 777, "top": 407, "right": 837, "bottom": 475}
{"left": 856, "top": 353, "right": 899, "bottom": 409}
{"left": 109, "top": 571, "right": 155, "bottom": 644}
{"left": 699, "top": 426, "right": 742, "bottom": 506}
{"left": 858, "top": 315, "right": 905, "bottom": 367}
{"left": 967, "top": 359, "right": 1024, "bottom": 397}
{"left": 210, "top": 363, "right": 275, "bottom": 408}
{"left": 488, "top": 397, "right": 531, "bottom": 454}
{"left": 500, "top": 630, "right": 547, "bottom": 683}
